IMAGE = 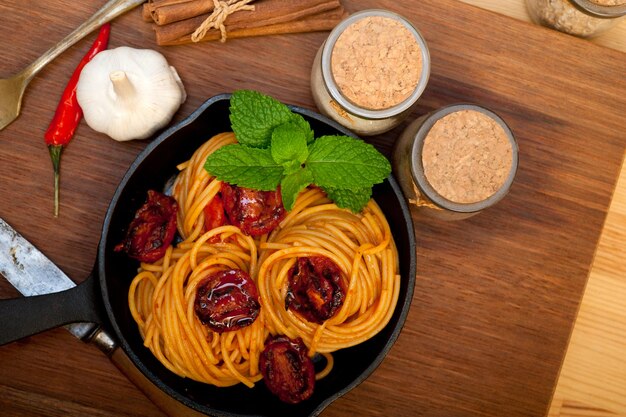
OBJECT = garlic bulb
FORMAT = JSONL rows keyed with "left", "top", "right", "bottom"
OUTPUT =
{"left": 76, "top": 46, "right": 186, "bottom": 142}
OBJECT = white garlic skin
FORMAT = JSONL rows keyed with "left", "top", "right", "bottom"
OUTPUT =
{"left": 76, "top": 46, "right": 186, "bottom": 142}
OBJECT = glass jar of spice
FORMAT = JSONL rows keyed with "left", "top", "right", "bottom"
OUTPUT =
{"left": 310, "top": 9, "right": 430, "bottom": 136}
{"left": 392, "top": 104, "right": 519, "bottom": 220}
{"left": 525, "top": 0, "right": 626, "bottom": 37}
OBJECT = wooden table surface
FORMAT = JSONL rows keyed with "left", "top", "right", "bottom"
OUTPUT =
{"left": 1, "top": 1, "right": 625, "bottom": 417}
{"left": 459, "top": 2, "right": 626, "bottom": 416}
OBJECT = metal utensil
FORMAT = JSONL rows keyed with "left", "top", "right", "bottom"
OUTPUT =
{"left": 0, "top": 0, "right": 145, "bottom": 131}
{"left": 0, "top": 217, "right": 98, "bottom": 343}
{"left": 0, "top": 217, "right": 204, "bottom": 417}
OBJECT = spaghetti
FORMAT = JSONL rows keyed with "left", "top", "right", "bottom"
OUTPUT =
{"left": 128, "top": 131, "right": 400, "bottom": 391}
{"left": 258, "top": 187, "right": 400, "bottom": 355}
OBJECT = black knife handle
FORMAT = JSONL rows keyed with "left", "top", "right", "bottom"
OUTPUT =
{"left": 0, "top": 275, "right": 103, "bottom": 346}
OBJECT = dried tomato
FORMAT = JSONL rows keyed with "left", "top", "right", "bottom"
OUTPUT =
{"left": 221, "top": 182, "right": 285, "bottom": 237}
{"left": 260, "top": 335, "right": 315, "bottom": 404}
{"left": 114, "top": 190, "right": 178, "bottom": 263}
{"left": 194, "top": 269, "right": 260, "bottom": 333}
{"left": 285, "top": 256, "right": 346, "bottom": 324}
{"left": 203, "top": 193, "right": 229, "bottom": 234}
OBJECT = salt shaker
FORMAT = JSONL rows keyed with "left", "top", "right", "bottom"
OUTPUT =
{"left": 525, "top": 0, "right": 626, "bottom": 37}
{"left": 310, "top": 9, "right": 430, "bottom": 136}
{"left": 392, "top": 104, "right": 519, "bottom": 220}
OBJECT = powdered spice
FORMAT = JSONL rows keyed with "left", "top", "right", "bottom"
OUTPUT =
{"left": 330, "top": 16, "right": 422, "bottom": 110}
{"left": 422, "top": 110, "right": 513, "bottom": 204}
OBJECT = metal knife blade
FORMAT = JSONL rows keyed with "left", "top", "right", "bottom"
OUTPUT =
{"left": 0, "top": 217, "right": 97, "bottom": 340}
{"left": 0, "top": 218, "right": 196, "bottom": 417}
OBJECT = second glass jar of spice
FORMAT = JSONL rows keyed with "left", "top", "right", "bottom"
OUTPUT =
{"left": 525, "top": 0, "right": 626, "bottom": 37}
{"left": 392, "top": 104, "right": 519, "bottom": 220}
{"left": 310, "top": 9, "right": 431, "bottom": 136}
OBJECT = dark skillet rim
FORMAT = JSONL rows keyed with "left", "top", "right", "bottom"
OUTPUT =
{"left": 98, "top": 94, "right": 417, "bottom": 417}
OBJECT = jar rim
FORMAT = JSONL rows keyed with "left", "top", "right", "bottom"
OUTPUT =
{"left": 321, "top": 9, "right": 431, "bottom": 120}
{"left": 410, "top": 104, "right": 519, "bottom": 213}
{"left": 569, "top": 0, "right": 626, "bottom": 17}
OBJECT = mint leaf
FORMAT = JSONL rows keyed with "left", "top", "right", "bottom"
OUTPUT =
{"left": 291, "top": 113, "right": 315, "bottom": 144}
{"left": 271, "top": 122, "right": 309, "bottom": 165}
{"left": 282, "top": 159, "right": 302, "bottom": 177}
{"left": 307, "top": 135, "right": 391, "bottom": 189}
{"left": 204, "top": 144, "right": 283, "bottom": 190}
{"left": 322, "top": 186, "right": 372, "bottom": 212}
{"left": 281, "top": 167, "right": 314, "bottom": 211}
{"left": 229, "top": 90, "right": 295, "bottom": 148}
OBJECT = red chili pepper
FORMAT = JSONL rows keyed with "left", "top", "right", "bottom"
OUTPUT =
{"left": 45, "top": 23, "right": 111, "bottom": 217}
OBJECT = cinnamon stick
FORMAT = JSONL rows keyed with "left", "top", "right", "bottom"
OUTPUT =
{"left": 142, "top": 3, "right": 154, "bottom": 22}
{"left": 149, "top": 0, "right": 196, "bottom": 8}
{"left": 152, "top": 0, "right": 215, "bottom": 26}
{"left": 154, "top": 0, "right": 340, "bottom": 45}
{"left": 145, "top": 0, "right": 200, "bottom": 23}
{"left": 160, "top": 8, "right": 346, "bottom": 46}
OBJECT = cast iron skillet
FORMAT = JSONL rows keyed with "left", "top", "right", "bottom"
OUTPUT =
{"left": 1, "top": 94, "right": 417, "bottom": 417}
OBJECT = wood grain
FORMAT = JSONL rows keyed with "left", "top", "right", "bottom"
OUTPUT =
{"left": 548, "top": 163, "right": 626, "bottom": 417}
{"left": 459, "top": 3, "right": 626, "bottom": 417}
{"left": 0, "top": 1, "right": 624, "bottom": 417}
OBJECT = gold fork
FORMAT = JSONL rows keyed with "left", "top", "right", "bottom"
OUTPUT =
{"left": 0, "top": 0, "right": 146, "bottom": 131}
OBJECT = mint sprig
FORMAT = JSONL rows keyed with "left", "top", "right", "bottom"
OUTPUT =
{"left": 205, "top": 90, "right": 391, "bottom": 212}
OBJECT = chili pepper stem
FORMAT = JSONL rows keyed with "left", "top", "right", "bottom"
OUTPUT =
{"left": 48, "top": 145, "right": 63, "bottom": 217}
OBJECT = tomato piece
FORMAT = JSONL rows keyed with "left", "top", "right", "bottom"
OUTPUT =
{"left": 260, "top": 335, "right": 315, "bottom": 404}
{"left": 285, "top": 256, "right": 346, "bottom": 324}
{"left": 221, "top": 183, "right": 285, "bottom": 237}
{"left": 114, "top": 190, "right": 178, "bottom": 263}
{"left": 203, "top": 193, "right": 229, "bottom": 234}
{"left": 194, "top": 269, "right": 260, "bottom": 333}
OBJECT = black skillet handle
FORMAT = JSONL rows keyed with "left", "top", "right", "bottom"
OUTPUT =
{"left": 92, "top": 332, "right": 207, "bottom": 417}
{"left": 0, "top": 274, "right": 103, "bottom": 346}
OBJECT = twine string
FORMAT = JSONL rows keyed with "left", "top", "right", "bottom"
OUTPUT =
{"left": 409, "top": 183, "right": 443, "bottom": 210}
{"left": 191, "top": 0, "right": 255, "bottom": 43}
